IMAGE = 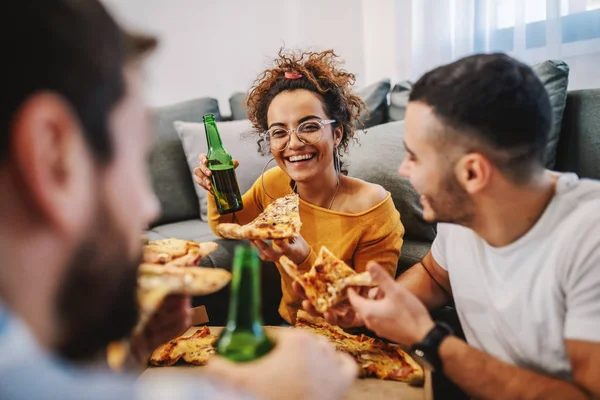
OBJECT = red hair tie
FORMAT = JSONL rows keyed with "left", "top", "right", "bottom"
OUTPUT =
{"left": 284, "top": 72, "right": 303, "bottom": 79}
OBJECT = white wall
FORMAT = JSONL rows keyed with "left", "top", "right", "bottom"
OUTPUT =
{"left": 102, "top": 0, "right": 365, "bottom": 114}
{"left": 102, "top": 0, "right": 598, "bottom": 114}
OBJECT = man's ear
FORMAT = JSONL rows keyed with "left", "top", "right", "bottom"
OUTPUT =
{"left": 454, "top": 152, "right": 492, "bottom": 195}
{"left": 10, "top": 92, "right": 96, "bottom": 237}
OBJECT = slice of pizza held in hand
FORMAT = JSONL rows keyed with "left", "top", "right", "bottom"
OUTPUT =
{"left": 279, "top": 246, "right": 375, "bottom": 314}
{"left": 216, "top": 193, "right": 301, "bottom": 240}
{"left": 136, "top": 263, "right": 231, "bottom": 333}
{"left": 143, "top": 238, "right": 218, "bottom": 267}
{"left": 108, "top": 264, "right": 230, "bottom": 371}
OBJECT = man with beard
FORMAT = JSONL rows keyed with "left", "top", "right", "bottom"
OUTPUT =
{"left": 301, "top": 54, "right": 600, "bottom": 399}
{"left": 0, "top": 1, "right": 357, "bottom": 399}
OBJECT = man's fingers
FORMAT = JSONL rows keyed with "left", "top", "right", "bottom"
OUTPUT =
{"left": 153, "top": 295, "right": 190, "bottom": 318}
{"left": 147, "top": 310, "right": 190, "bottom": 335}
{"left": 347, "top": 288, "right": 371, "bottom": 317}
{"left": 337, "top": 351, "right": 360, "bottom": 378}
{"left": 232, "top": 159, "right": 239, "bottom": 169}
{"left": 205, "top": 356, "right": 245, "bottom": 382}
{"left": 323, "top": 311, "right": 339, "bottom": 326}
{"left": 367, "top": 262, "right": 396, "bottom": 293}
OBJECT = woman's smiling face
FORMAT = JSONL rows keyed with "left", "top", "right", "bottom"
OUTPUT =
{"left": 267, "top": 89, "right": 342, "bottom": 184}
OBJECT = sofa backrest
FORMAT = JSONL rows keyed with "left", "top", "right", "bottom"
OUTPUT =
{"left": 346, "top": 121, "right": 437, "bottom": 242}
{"left": 555, "top": 89, "right": 600, "bottom": 180}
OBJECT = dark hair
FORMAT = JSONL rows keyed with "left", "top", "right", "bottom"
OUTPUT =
{"left": 1, "top": 0, "right": 156, "bottom": 164}
{"left": 409, "top": 53, "right": 552, "bottom": 182}
{"left": 246, "top": 49, "right": 366, "bottom": 174}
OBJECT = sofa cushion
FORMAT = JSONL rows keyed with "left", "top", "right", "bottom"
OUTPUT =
{"left": 346, "top": 120, "right": 436, "bottom": 242}
{"left": 229, "top": 92, "right": 248, "bottom": 120}
{"left": 388, "top": 61, "right": 569, "bottom": 168}
{"left": 149, "top": 98, "right": 222, "bottom": 227}
{"left": 398, "top": 239, "right": 431, "bottom": 275}
{"left": 389, "top": 80, "right": 413, "bottom": 122}
{"left": 356, "top": 79, "right": 391, "bottom": 129}
{"left": 174, "top": 119, "right": 272, "bottom": 221}
{"left": 531, "top": 60, "right": 570, "bottom": 169}
{"left": 555, "top": 89, "right": 600, "bottom": 180}
{"left": 147, "top": 219, "right": 218, "bottom": 243}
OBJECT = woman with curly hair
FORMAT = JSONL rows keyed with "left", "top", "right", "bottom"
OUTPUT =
{"left": 194, "top": 49, "right": 404, "bottom": 326}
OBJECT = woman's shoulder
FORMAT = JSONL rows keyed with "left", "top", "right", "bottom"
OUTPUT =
{"left": 340, "top": 176, "right": 390, "bottom": 214}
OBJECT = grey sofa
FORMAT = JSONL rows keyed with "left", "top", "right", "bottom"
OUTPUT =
{"left": 145, "top": 88, "right": 600, "bottom": 325}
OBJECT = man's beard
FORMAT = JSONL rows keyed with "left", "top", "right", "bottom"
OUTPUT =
{"left": 427, "top": 172, "right": 475, "bottom": 225}
{"left": 56, "top": 204, "right": 141, "bottom": 362}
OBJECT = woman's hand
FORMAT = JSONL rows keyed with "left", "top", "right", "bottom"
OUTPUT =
{"left": 193, "top": 153, "right": 239, "bottom": 194}
{"left": 250, "top": 236, "right": 311, "bottom": 265}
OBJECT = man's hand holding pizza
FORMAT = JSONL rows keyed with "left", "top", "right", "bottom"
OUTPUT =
{"left": 347, "top": 261, "right": 434, "bottom": 346}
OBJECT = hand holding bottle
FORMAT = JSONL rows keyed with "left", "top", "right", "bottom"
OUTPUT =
{"left": 206, "top": 329, "right": 358, "bottom": 400}
{"left": 198, "top": 114, "right": 244, "bottom": 215}
{"left": 193, "top": 153, "right": 239, "bottom": 194}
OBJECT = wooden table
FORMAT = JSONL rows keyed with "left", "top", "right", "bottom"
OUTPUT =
{"left": 140, "top": 326, "right": 432, "bottom": 400}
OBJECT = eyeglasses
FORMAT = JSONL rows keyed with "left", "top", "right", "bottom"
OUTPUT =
{"left": 267, "top": 119, "right": 336, "bottom": 151}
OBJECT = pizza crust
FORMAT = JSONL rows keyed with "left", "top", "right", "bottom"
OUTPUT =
{"left": 217, "top": 193, "right": 301, "bottom": 240}
{"left": 143, "top": 238, "right": 218, "bottom": 266}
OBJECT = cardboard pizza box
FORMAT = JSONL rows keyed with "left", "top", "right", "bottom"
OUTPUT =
{"left": 141, "top": 326, "right": 433, "bottom": 400}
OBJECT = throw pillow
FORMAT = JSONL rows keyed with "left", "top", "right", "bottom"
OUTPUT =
{"left": 174, "top": 119, "right": 271, "bottom": 221}
{"left": 355, "top": 79, "right": 392, "bottom": 129}
{"left": 389, "top": 80, "right": 413, "bottom": 122}
{"left": 149, "top": 97, "right": 222, "bottom": 226}
{"left": 531, "top": 60, "right": 569, "bottom": 169}
{"left": 229, "top": 92, "right": 248, "bottom": 120}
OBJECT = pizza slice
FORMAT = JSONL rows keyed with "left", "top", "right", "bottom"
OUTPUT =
{"left": 279, "top": 246, "right": 374, "bottom": 313}
{"left": 295, "top": 310, "right": 424, "bottom": 385}
{"left": 108, "top": 265, "right": 229, "bottom": 371}
{"left": 136, "top": 263, "right": 231, "bottom": 333}
{"left": 149, "top": 326, "right": 217, "bottom": 366}
{"left": 143, "top": 238, "right": 218, "bottom": 266}
{"left": 216, "top": 193, "right": 301, "bottom": 240}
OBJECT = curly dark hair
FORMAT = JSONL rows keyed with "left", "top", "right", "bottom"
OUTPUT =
{"left": 245, "top": 49, "right": 366, "bottom": 172}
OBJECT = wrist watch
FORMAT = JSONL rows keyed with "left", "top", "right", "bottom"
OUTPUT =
{"left": 409, "top": 322, "right": 454, "bottom": 372}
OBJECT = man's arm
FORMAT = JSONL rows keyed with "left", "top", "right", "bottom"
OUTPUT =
{"left": 397, "top": 250, "right": 452, "bottom": 310}
{"left": 294, "top": 250, "right": 452, "bottom": 327}
{"left": 349, "top": 264, "right": 600, "bottom": 400}
{"left": 438, "top": 337, "right": 600, "bottom": 400}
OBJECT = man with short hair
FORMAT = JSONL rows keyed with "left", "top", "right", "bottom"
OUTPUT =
{"left": 0, "top": 1, "right": 356, "bottom": 399}
{"left": 305, "top": 53, "right": 600, "bottom": 399}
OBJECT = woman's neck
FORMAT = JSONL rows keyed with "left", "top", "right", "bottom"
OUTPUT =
{"left": 295, "top": 169, "right": 340, "bottom": 209}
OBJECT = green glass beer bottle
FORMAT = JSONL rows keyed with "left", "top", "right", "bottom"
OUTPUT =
{"left": 216, "top": 246, "right": 274, "bottom": 362}
{"left": 203, "top": 113, "right": 243, "bottom": 214}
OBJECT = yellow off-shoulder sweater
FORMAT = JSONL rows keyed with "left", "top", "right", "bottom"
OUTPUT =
{"left": 208, "top": 167, "right": 404, "bottom": 324}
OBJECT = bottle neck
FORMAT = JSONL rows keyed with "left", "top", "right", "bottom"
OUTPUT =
{"left": 227, "top": 251, "right": 262, "bottom": 330}
{"left": 204, "top": 119, "right": 224, "bottom": 150}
